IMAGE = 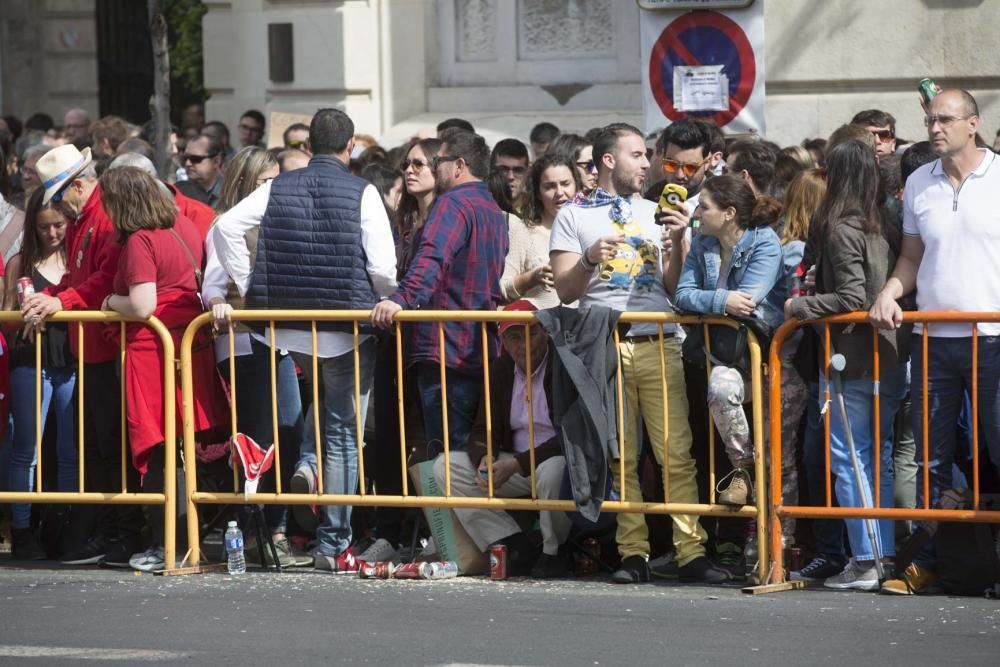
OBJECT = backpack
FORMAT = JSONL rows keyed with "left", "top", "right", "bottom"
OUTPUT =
{"left": 934, "top": 522, "right": 1000, "bottom": 597}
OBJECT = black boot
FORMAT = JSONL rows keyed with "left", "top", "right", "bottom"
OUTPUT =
{"left": 11, "top": 528, "right": 47, "bottom": 561}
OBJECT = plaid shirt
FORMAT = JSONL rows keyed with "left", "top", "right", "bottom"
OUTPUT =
{"left": 390, "top": 181, "right": 508, "bottom": 372}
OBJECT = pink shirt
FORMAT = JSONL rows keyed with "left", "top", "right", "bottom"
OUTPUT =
{"left": 509, "top": 351, "right": 557, "bottom": 454}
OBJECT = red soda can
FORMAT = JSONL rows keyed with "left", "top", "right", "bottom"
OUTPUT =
{"left": 490, "top": 544, "right": 508, "bottom": 580}
{"left": 789, "top": 264, "right": 806, "bottom": 298}
{"left": 16, "top": 277, "right": 35, "bottom": 307}
{"left": 787, "top": 547, "right": 805, "bottom": 572}
{"left": 358, "top": 561, "right": 394, "bottom": 579}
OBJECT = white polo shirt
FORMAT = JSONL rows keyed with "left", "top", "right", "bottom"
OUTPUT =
{"left": 903, "top": 149, "right": 1000, "bottom": 337}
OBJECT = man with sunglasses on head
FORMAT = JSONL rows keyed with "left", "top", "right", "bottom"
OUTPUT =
{"left": 852, "top": 109, "right": 898, "bottom": 160}
{"left": 183, "top": 134, "right": 225, "bottom": 206}
{"left": 282, "top": 122, "right": 311, "bottom": 154}
{"left": 371, "top": 128, "right": 508, "bottom": 455}
{"left": 870, "top": 89, "right": 1000, "bottom": 595}
{"left": 644, "top": 119, "right": 720, "bottom": 214}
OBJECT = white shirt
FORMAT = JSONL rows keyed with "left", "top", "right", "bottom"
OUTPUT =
{"left": 903, "top": 149, "right": 1000, "bottom": 337}
{"left": 211, "top": 179, "right": 398, "bottom": 357}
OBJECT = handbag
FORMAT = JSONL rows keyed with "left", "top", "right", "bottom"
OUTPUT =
{"left": 681, "top": 315, "right": 772, "bottom": 373}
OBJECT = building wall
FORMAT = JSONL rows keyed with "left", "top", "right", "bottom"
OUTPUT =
{"left": 0, "top": 0, "right": 99, "bottom": 124}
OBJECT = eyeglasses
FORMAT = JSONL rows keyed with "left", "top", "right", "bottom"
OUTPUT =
{"left": 287, "top": 140, "right": 306, "bottom": 150}
{"left": 494, "top": 165, "right": 527, "bottom": 177}
{"left": 401, "top": 158, "right": 430, "bottom": 172}
{"left": 870, "top": 129, "right": 895, "bottom": 143}
{"left": 51, "top": 184, "right": 68, "bottom": 203}
{"left": 662, "top": 157, "right": 707, "bottom": 178}
{"left": 924, "top": 114, "right": 973, "bottom": 127}
{"left": 576, "top": 160, "right": 596, "bottom": 173}
{"left": 430, "top": 155, "right": 459, "bottom": 170}
{"left": 238, "top": 123, "right": 263, "bottom": 134}
{"left": 183, "top": 153, "right": 218, "bottom": 165}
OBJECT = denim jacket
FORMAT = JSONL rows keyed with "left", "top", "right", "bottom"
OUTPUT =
{"left": 762, "top": 239, "right": 805, "bottom": 320}
{"left": 675, "top": 226, "right": 784, "bottom": 330}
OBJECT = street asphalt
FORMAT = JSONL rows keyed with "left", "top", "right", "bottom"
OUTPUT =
{"left": 0, "top": 561, "right": 998, "bottom": 666}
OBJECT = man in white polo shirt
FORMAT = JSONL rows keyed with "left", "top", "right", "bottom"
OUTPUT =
{"left": 869, "top": 89, "right": 1000, "bottom": 595}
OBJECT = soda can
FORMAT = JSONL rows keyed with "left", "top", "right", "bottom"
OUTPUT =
{"left": 490, "top": 544, "right": 508, "bottom": 580}
{"left": 574, "top": 552, "right": 597, "bottom": 576}
{"left": 918, "top": 78, "right": 938, "bottom": 106}
{"left": 358, "top": 561, "right": 394, "bottom": 579}
{"left": 787, "top": 547, "right": 805, "bottom": 572}
{"left": 419, "top": 561, "right": 459, "bottom": 579}
{"left": 391, "top": 562, "right": 423, "bottom": 580}
{"left": 16, "top": 277, "right": 35, "bottom": 308}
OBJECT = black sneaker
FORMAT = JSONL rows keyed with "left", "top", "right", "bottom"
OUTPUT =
{"left": 60, "top": 535, "right": 110, "bottom": 565}
{"left": 790, "top": 553, "right": 846, "bottom": 582}
{"left": 101, "top": 538, "right": 141, "bottom": 568}
{"left": 715, "top": 542, "right": 746, "bottom": 581}
{"left": 612, "top": 555, "right": 651, "bottom": 584}
{"left": 11, "top": 529, "right": 47, "bottom": 561}
{"left": 531, "top": 553, "right": 569, "bottom": 579}
{"left": 678, "top": 556, "right": 731, "bottom": 584}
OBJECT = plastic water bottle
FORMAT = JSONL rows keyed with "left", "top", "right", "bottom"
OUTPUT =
{"left": 225, "top": 520, "right": 246, "bottom": 575}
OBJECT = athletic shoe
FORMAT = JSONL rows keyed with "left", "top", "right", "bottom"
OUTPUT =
{"left": 790, "top": 553, "right": 846, "bottom": 582}
{"left": 313, "top": 547, "right": 360, "bottom": 574}
{"left": 290, "top": 466, "right": 319, "bottom": 533}
{"left": 102, "top": 538, "right": 142, "bottom": 569}
{"left": 715, "top": 542, "right": 746, "bottom": 580}
{"left": 881, "top": 562, "right": 938, "bottom": 596}
{"left": 717, "top": 467, "right": 752, "bottom": 506}
{"left": 248, "top": 538, "right": 296, "bottom": 568}
{"left": 678, "top": 556, "right": 731, "bottom": 584}
{"left": 357, "top": 538, "right": 401, "bottom": 564}
{"left": 60, "top": 536, "right": 109, "bottom": 565}
{"left": 649, "top": 551, "right": 678, "bottom": 579}
{"left": 612, "top": 555, "right": 651, "bottom": 584}
{"left": 823, "top": 558, "right": 879, "bottom": 591}
{"left": 284, "top": 538, "right": 315, "bottom": 567}
{"left": 129, "top": 546, "right": 167, "bottom": 573}
{"left": 11, "top": 529, "right": 47, "bottom": 561}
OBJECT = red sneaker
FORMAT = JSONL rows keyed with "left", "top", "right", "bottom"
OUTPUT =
{"left": 314, "top": 547, "right": 360, "bottom": 575}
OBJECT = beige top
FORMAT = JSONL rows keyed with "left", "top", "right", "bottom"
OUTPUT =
{"left": 499, "top": 213, "right": 562, "bottom": 309}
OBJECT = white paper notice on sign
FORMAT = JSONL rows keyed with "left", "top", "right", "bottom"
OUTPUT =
{"left": 673, "top": 65, "right": 729, "bottom": 112}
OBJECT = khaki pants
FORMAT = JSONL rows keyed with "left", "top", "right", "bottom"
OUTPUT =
{"left": 614, "top": 337, "right": 708, "bottom": 566}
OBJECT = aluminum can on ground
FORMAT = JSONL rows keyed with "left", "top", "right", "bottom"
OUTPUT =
{"left": 490, "top": 544, "right": 508, "bottom": 580}
{"left": 358, "top": 561, "right": 394, "bottom": 579}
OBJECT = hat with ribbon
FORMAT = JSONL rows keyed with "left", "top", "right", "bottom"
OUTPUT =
{"left": 498, "top": 299, "right": 539, "bottom": 337}
{"left": 35, "top": 144, "right": 93, "bottom": 205}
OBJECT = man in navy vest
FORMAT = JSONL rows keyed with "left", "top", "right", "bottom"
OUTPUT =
{"left": 213, "top": 108, "right": 397, "bottom": 574}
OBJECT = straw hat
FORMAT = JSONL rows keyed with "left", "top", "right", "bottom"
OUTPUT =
{"left": 35, "top": 144, "right": 94, "bottom": 204}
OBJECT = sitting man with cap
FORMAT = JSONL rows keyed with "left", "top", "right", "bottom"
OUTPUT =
{"left": 432, "top": 300, "right": 571, "bottom": 578}
{"left": 20, "top": 143, "right": 141, "bottom": 567}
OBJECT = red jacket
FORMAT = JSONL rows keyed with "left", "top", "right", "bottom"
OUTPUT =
{"left": 171, "top": 185, "right": 215, "bottom": 240}
{"left": 44, "top": 185, "right": 121, "bottom": 364}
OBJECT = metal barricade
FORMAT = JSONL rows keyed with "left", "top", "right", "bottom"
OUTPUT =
{"left": 179, "top": 310, "right": 769, "bottom": 576}
{"left": 767, "top": 311, "right": 1000, "bottom": 586}
{"left": 0, "top": 311, "right": 177, "bottom": 570}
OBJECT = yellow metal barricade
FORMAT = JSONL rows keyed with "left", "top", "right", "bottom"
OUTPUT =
{"left": 767, "top": 311, "right": 1000, "bottom": 587}
{"left": 180, "top": 310, "right": 769, "bottom": 577}
{"left": 0, "top": 311, "right": 177, "bottom": 571}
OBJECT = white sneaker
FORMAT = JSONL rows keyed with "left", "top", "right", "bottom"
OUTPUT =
{"left": 129, "top": 546, "right": 166, "bottom": 573}
{"left": 823, "top": 558, "right": 879, "bottom": 591}
{"left": 357, "top": 538, "right": 401, "bottom": 564}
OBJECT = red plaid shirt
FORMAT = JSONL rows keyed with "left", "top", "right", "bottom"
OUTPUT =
{"left": 390, "top": 181, "right": 508, "bottom": 372}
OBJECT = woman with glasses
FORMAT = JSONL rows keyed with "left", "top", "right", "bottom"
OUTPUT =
{"left": 100, "top": 167, "right": 229, "bottom": 572}
{"left": 2, "top": 188, "right": 75, "bottom": 560}
{"left": 395, "top": 138, "right": 442, "bottom": 273}
{"left": 784, "top": 140, "right": 908, "bottom": 591}
{"left": 500, "top": 154, "right": 582, "bottom": 309}
{"left": 549, "top": 133, "right": 596, "bottom": 195}
{"left": 202, "top": 147, "right": 310, "bottom": 568}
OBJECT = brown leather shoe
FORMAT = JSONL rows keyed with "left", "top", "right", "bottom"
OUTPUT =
{"left": 881, "top": 562, "right": 937, "bottom": 595}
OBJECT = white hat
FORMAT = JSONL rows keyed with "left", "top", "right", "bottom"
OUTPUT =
{"left": 35, "top": 144, "right": 94, "bottom": 205}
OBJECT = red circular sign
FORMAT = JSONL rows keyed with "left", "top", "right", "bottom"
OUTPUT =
{"left": 648, "top": 10, "right": 756, "bottom": 127}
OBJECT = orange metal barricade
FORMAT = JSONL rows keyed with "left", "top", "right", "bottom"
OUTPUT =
{"left": 767, "top": 311, "right": 1000, "bottom": 585}
{"left": 0, "top": 312, "right": 177, "bottom": 570}
{"left": 179, "top": 310, "right": 770, "bottom": 575}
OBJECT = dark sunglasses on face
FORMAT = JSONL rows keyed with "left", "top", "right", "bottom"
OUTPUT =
{"left": 870, "top": 129, "right": 895, "bottom": 143}
{"left": 495, "top": 165, "right": 527, "bottom": 176}
{"left": 662, "top": 157, "right": 706, "bottom": 178}
{"left": 576, "top": 160, "right": 596, "bottom": 173}
{"left": 183, "top": 153, "right": 218, "bottom": 165}
{"left": 401, "top": 158, "right": 430, "bottom": 171}
{"left": 51, "top": 185, "right": 68, "bottom": 203}
{"left": 287, "top": 140, "right": 306, "bottom": 149}
{"left": 430, "top": 155, "right": 459, "bottom": 170}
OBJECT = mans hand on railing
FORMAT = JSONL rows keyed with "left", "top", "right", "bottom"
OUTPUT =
{"left": 868, "top": 290, "right": 903, "bottom": 330}
{"left": 371, "top": 299, "right": 402, "bottom": 329}
{"left": 210, "top": 302, "right": 233, "bottom": 333}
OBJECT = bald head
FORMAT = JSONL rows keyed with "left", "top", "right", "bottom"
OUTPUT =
{"left": 927, "top": 89, "right": 980, "bottom": 158}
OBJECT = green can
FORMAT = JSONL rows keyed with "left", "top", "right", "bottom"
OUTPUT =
{"left": 918, "top": 78, "right": 938, "bottom": 105}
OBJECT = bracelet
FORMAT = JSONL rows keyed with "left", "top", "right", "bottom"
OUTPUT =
{"left": 579, "top": 252, "right": 598, "bottom": 271}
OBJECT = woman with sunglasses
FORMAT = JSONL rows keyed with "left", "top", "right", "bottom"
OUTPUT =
{"left": 549, "top": 133, "right": 596, "bottom": 195}
{"left": 202, "top": 147, "right": 311, "bottom": 568}
{"left": 784, "top": 140, "right": 908, "bottom": 591}
{"left": 2, "top": 188, "right": 75, "bottom": 560}
{"left": 675, "top": 175, "right": 783, "bottom": 508}
{"left": 396, "top": 138, "right": 443, "bottom": 273}
{"left": 500, "top": 154, "right": 582, "bottom": 309}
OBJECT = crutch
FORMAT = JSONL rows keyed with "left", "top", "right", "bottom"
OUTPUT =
{"left": 829, "top": 352, "right": 885, "bottom": 581}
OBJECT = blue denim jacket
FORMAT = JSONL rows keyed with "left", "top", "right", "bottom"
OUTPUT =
{"left": 762, "top": 239, "right": 805, "bottom": 319}
{"left": 675, "top": 226, "right": 784, "bottom": 330}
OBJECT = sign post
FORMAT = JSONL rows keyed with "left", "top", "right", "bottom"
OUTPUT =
{"left": 640, "top": 2, "right": 765, "bottom": 135}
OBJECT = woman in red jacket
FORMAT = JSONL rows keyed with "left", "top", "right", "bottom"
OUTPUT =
{"left": 100, "top": 166, "right": 228, "bottom": 572}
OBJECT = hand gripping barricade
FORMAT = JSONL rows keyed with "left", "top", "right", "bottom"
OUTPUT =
{"left": 0, "top": 311, "right": 178, "bottom": 571}
{"left": 178, "top": 309, "right": 770, "bottom": 578}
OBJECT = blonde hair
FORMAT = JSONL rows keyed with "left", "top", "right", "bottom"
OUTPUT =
{"left": 100, "top": 167, "right": 176, "bottom": 242}
{"left": 780, "top": 168, "right": 826, "bottom": 245}
{"left": 216, "top": 146, "right": 278, "bottom": 214}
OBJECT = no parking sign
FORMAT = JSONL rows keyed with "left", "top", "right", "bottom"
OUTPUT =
{"left": 640, "top": 3, "right": 765, "bottom": 135}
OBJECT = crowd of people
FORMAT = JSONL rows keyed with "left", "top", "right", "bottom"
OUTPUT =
{"left": 0, "top": 91, "right": 998, "bottom": 595}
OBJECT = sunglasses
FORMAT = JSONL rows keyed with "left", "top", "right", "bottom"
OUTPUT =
{"left": 495, "top": 164, "right": 527, "bottom": 177}
{"left": 287, "top": 140, "right": 306, "bottom": 149}
{"left": 401, "top": 158, "right": 430, "bottom": 171}
{"left": 662, "top": 157, "right": 707, "bottom": 178}
{"left": 576, "top": 160, "right": 597, "bottom": 173}
{"left": 924, "top": 114, "right": 972, "bottom": 127}
{"left": 430, "top": 155, "right": 459, "bottom": 170}
{"left": 183, "top": 153, "right": 219, "bottom": 165}
{"left": 870, "top": 129, "right": 895, "bottom": 143}
{"left": 51, "top": 184, "right": 68, "bottom": 203}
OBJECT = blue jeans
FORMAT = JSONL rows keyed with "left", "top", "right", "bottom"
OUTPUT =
{"left": 7, "top": 366, "right": 78, "bottom": 530}
{"left": 802, "top": 382, "right": 846, "bottom": 558}
{"left": 294, "top": 339, "right": 375, "bottom": 556}
{"left": 415, "top": 362, "right": 482, "bottom": 453}
{"left": 819, "top": 365, "right": 906, "bottom": 561}
{"left": 220, "top": 338, "right": 304, "bottom": 534}
{"left": 910, "top": 334, "right": 1000, "bottom": 569}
